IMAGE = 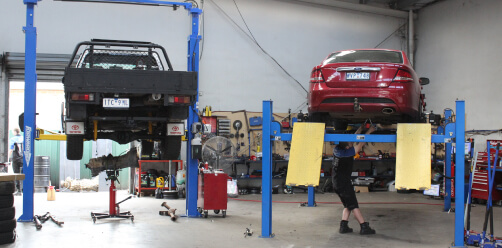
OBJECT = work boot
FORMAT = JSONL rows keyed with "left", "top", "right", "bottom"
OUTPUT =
{"left": 360, "top": 222, "right": 376, "bottom": 235}
{"left": 339, "top": 220, "right": 353, "bottom": 234}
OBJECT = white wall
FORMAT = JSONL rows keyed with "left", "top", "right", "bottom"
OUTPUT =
{"left": 0, "top": 0, "right": 406, "bottom": 116}
{"left": 415, "top": 0, "right": 502, "bottom": 131}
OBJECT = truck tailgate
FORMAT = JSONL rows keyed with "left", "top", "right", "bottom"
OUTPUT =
{"left": 63, "top": 68, "right": 197, "bottom": 95}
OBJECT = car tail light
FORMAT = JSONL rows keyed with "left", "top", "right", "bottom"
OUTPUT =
{"left": 71, "top": 93, "right": 94, "bottom": 101}
{"left": 393, "top": 69, "right": 413, "bottom": 82}
{"left": 168, "top": 95, "right": 191, "bottom": 104}
{"left": 310, "top": 69, "right": 325, "bottom": 83}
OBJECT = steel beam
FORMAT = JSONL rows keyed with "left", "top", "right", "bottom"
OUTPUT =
{"left": 453, "top": 100, "right": 465, "bottom": 247}
{"left": 186, "top": 7, "right": 202, "bottom": 217}
{"left": 443, "top": 109, "right": 453, "bottom": 212}
{"left": 261, "top": 100, "right": 274, "bottom": 238}
{"left": 0, "top": 55, "right": 8, "bottom": 163}
{"left": 19, "top": 0, "right": 41, "bottom": 223}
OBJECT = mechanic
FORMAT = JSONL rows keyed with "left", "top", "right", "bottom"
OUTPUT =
{"left": 333, "top": 124, "right": 376, "bottom": 235}
{"left": 9, "top": 128, "right": 24, "bottom": 195}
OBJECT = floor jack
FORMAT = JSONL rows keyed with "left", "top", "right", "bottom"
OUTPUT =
{"left": 91, "top": 170, "right": 134, "bottom": 223}
{"left": 465, "top": 143, "right": 501, "bottom": 247}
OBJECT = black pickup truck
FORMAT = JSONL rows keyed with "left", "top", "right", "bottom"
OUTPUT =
{"left": 63, "top": 39, "right": 197, "bottom": 160}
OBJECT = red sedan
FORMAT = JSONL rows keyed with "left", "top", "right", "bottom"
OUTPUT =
{"left": 307, "top": 49, "right": 428, "bottom": 130}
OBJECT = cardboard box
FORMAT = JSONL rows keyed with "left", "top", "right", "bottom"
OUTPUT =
{"left": 354, "top": 186, "right": 369, "bottom": 193}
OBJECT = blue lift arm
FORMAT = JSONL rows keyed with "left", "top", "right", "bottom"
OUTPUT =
{"left": 261, "top": 100, "right": 466, "bottom": 247}
{"left": 20, "top": 0, "right": 202, "bottom": 222}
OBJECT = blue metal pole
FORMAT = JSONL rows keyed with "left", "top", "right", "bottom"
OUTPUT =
{"left": 308, "top": 186, "right": 315, "bottom": 206}
{"left": 185, "top": 7, "right": 202, "bottom": 217}
{"left": 453, "top": 100, "right": 465, "bottom": 247}
{"left": 443, "top": 110, "right": 453, "bottom": 212}
{"left": 444, "top": 143, "right": 452, "bottom": 212}
{"left": 261, "top": 100, "right": 273, "bottom": 238}
{"left": 19, "top": 0, "right": 39, "bottom": 223}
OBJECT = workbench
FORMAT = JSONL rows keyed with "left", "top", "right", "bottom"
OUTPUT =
{"left": 0, "top": 173, "right": 25, "bottom": 182}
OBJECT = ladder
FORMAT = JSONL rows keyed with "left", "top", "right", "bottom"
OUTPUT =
{"left": 465, "top": 141, "right": 502, "bottom": 246}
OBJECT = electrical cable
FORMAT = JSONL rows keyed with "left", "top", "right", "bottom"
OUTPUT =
{"left": 374, "top": 23, "right": 407, "bottom": 48}
{"left": 199, "top": 0, "right": 205, "bottom": 61}
{"left": 210, "top": 0, "right": 308, "bottom": 93}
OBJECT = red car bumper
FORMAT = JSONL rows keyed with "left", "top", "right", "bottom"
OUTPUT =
{"left": 308, "top": 82, "right": 419, "bottom": 123}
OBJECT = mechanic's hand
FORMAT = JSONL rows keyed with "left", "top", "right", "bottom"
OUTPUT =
{"left": 355, "top": 125, "right": 364, "bottom": 134}
{"left": 366, "top": 125, "right": 376, "bottom": 134}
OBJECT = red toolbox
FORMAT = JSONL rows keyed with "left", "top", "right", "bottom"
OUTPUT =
{"left": 197, "top": 172, "right": 228, "bottom": 218}
{"left": 471, "top": 140, "right": 502, "bottom": 201}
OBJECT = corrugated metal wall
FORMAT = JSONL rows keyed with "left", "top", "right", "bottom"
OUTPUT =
{"left": 33, "top": 139, "right": 131, "bottom": 189}
{"left": 112, "top": 142, "right": 132, "bottom": 190}
{"left": 34, "top": 140, "right": 60, "bottom": 188}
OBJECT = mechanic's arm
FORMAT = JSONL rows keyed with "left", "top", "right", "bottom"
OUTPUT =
{"left": 353, "top": 125, "right": 376, "bottom": 154}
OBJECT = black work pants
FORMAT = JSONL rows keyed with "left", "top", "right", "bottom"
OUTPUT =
{"left": 13, "top": 161, "right": 23, "bottom": 191}
{"left": 333, "top": 179, "right": 359, "bottom": 210}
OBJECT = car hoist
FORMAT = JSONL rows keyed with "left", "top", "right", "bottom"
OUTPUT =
{"left": 260, "top": 100, "right": 467, "bottom": 248}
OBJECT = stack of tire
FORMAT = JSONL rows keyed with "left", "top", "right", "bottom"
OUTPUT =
{"left": 0, "top": 181, "right": 16, "bottom": 245}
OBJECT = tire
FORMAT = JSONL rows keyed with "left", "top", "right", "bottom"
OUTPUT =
{"left": 214, "top": 210, "right": 220, "bottom": 214}
{"left": 309, "top": 113, "right": 323, "bottom": 123}
{"left": 0, "top": 207, "right": 15, "bottom": 221}
{"left": 160, "top": 136, "right": 181, "bottom": 160}
{"left": 334, "top": 120, "right": 348, "bottom": 131}
{"left": 0, "top": 219, "right": 16, "bottom": 233}
{"left": 67, "top": 135, "right": 84, "bottom": 160}
{"left": 418, "top": 100, "right": 425, "bottom": 123}
{"left": 0, "top": 182, "right": 15, "bottom": 195}
{"left": 0, "top": 195, "right": 14, "bottom": 209}
{"left": 0, "top": 230, "right": 16, "bottom": 245}
{"left": 140, "top": 140, "right": 154, "bottom": 158}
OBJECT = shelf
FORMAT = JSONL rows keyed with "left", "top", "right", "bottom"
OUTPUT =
{"left": 135, "top": 187, "right": 176, "bottom": 190}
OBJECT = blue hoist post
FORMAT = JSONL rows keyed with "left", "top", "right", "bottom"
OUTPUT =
{"left": 19, "top": 0, "right": 41, "bottom": 223}
{"left": 186, "top": 6, "right": 202, "bottom": 217}
{"left": 440, "top": 109, "right": 454, "bottom": 212}
{"left": 261, "top": 100, "right": 466, "bottom": 247}
{"left": 20, "top": 0, "right": 202, "bottom": 220}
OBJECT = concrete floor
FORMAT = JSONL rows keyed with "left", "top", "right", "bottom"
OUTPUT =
{"left": 6, "top": 190, "right": 501, "bottom": 248}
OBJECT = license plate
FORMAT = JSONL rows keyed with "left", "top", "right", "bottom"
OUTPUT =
{"left": 346, "top": 72, "right": 370, "bottom": 80}
{"left": 103, "top": 98, "right": 129, "bottom": 108}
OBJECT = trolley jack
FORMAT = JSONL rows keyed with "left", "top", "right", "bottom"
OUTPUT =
{"left": 91, "top": 170, "right": 134, "bottom": 223}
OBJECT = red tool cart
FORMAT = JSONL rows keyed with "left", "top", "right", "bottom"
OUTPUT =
{"left": 471, "top": 140, "right": 502, "bottom": 201}
{"left": 197, "top": 171, "right": 228, "bottom": 218}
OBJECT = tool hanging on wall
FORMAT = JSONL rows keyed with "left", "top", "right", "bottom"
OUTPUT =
{"left": 233, "top": 120, "right": 243, "bottom": 151}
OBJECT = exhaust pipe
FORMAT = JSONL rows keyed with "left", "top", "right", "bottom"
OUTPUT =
{"left": 382, "top": 108, "right": 395, "bottom": 115}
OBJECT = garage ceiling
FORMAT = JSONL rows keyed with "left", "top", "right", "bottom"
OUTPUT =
{"left": 371, "top": 0, "right": 441, "bottom": 10}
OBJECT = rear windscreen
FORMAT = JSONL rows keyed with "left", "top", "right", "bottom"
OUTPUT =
{"left": 77, "top": 49, "right": 164, "bottom": 70}
{"left": 324, "top": 50, "right": 403, "bottom": 64}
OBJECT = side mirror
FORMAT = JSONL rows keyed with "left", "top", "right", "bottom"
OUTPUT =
{"left": 419, "top": 77, "right": 430, "bottom": 85}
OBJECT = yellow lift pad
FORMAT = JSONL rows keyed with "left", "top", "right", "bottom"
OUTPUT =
{"left": 395, "top": 123, "right": 432, "bottom": 190}
{"left": 286, "top": 123, "right": 325, "bottom": 187}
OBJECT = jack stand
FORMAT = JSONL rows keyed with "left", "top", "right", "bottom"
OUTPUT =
{"left": 91, "top": 170, "right": 134, "bottom": 223}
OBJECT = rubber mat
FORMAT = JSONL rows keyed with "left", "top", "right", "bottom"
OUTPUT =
{"left": 395, "top": 123, "right": 432, "bottom": 190}
{"left": 286, "top": 122, "right": 325, "bottom": 187}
